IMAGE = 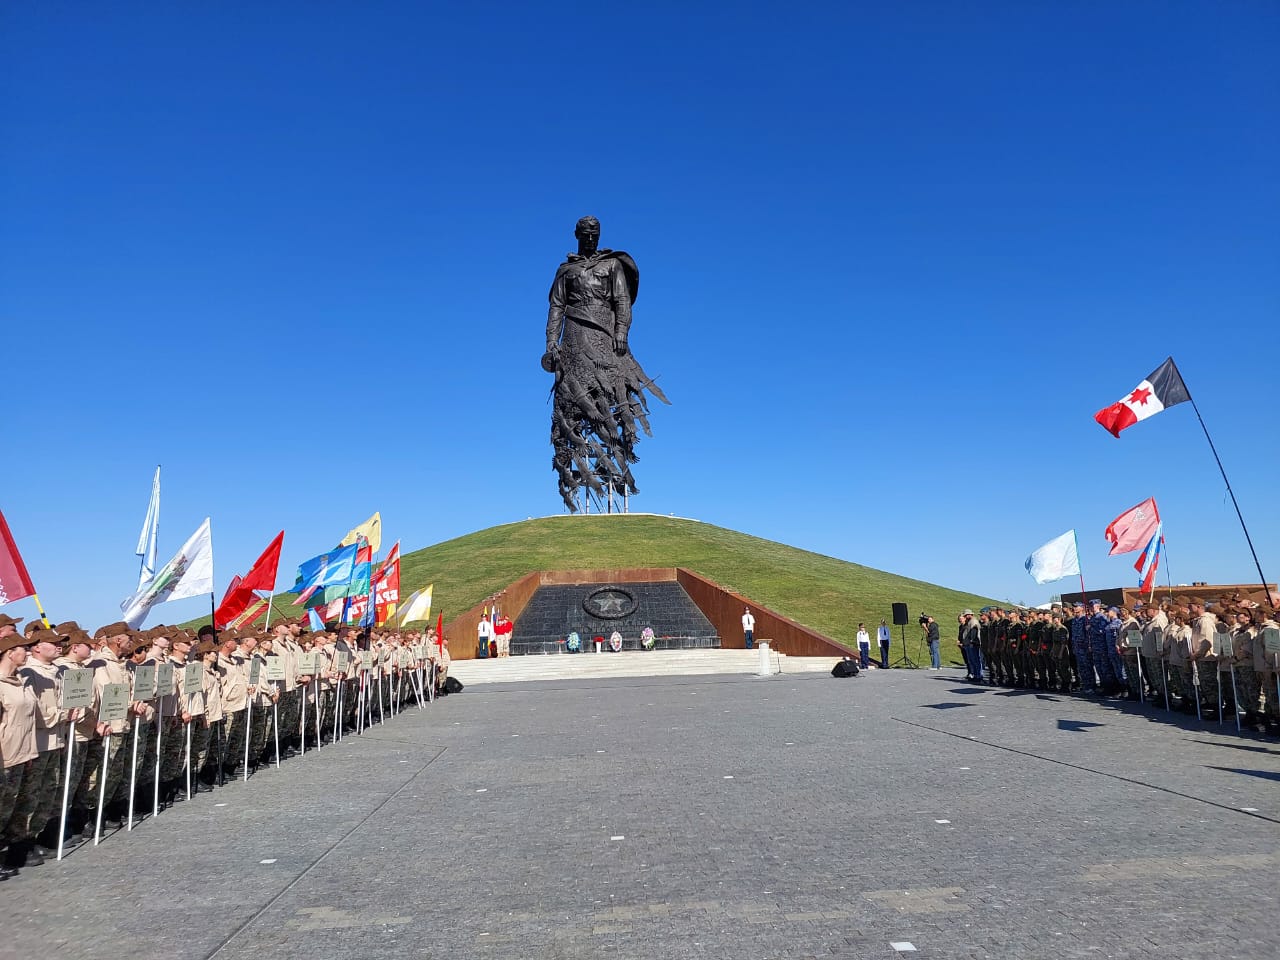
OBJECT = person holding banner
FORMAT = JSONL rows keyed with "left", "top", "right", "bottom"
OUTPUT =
{"left": 1187, "top": 598, "right": 1220, "bottom": 717}
{"left": 0, "top": 631, "right": 41, "bottom": 871}
{"left": 54, "top": 630, "right": 95, "bottom": 848}
{"left": 1227, "top": 603, "right": 1261, "bottom": 729}
{"left": 195, "top": 638, "right": 221, "bottom": 781}
{"left": 216, "top": 632, "right": 249, "bottom": 779}
{"left": 18, "top": 629, "right": 73, "bottom": 859}
{"left": 75, "top": 624, "right": 135, "bottom": 834}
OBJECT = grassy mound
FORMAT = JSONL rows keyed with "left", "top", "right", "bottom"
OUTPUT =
{"left": 261, "top": 515, "right": 995, "bottom": 655}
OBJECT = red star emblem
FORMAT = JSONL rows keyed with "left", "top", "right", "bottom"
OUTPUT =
{"left": 1128, "top": 386, "right": 1152, "bottom": 406}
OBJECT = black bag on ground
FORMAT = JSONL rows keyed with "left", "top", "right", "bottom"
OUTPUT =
{"left": 831, "top": 659, "right": 859, "bottom": 678}
{"left": 443, "top": 676, "right": 464, "bottom": 694}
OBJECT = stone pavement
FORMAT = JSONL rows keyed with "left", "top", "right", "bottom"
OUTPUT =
{"left": 6, "top": 666, "right": 1280, "bottom": 960}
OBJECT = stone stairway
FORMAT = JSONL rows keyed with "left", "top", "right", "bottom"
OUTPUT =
{"left": 448, "top": 648, "right": 841, "bottom": 686}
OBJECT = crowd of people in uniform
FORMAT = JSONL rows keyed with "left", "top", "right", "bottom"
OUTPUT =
{"left": 953, "top": 591, "right": 1280, "bottom": 731}
{"left": 0, "top": 612, "right": 454, "bottom": 880}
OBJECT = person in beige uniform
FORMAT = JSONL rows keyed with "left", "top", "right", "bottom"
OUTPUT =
{"left": 1, "top": 631, "right": 41, "bottom": 871}
{"left": 53, "top": 628, "right": 94, "bottom": 847}
{"left": 1141, "top": 602, "right": 1169, "bottom": 705}
{"left": 195, "top": 637, "right": 222, "bottom": 783}
{"left": 1226, "top": 601, "right": 1261, "bottom": 729}
{"left": 76, "top": 623, "right": 137, "bottom": 832}
{"left": 1164, "top": 605, "right": 1192, "bottom": 712}
{"left": 1252, "top": 602, "right": 1280, "bottom": 734}
{"left": 217, "top": 632, "right": 249, "bottom": 779}
{"left": 1186, "top": 599, "right": 1221, "bottom": 717}
{"left": 18, "top": 628, "right": 73, "bottom": 858}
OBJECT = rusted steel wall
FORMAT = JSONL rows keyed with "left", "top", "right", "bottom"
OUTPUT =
{"left": 444, "top": 569, "right": 678, "bottom": 659}
{"left": 676, "top": 569, "right": 853, "bottom": 658}
{"left": 445, "top": 566, "right": 851, "bottom": 660}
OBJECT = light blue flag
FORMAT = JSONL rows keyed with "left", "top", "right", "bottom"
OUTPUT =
{"left": 1025, "top": 530, "right": 1082, "bottom": 585}
{"left": 294, "top": 543, "right": 358, "bottom": 592}
{"left": 307, "top": 608, "right": 326, "bottom": 631}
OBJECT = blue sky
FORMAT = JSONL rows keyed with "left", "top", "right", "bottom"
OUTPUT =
{"left": 2, "top": 2, "right": 1277, "bottom": 629}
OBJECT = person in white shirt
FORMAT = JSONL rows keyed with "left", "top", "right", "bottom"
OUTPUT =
{"left": 877, "top": 619, "right": 891, "bottom": 669}
{"left": 477, "top": 615, "right": 494, "bottom": 659}
{"left": 741, "top": 608, "right": 755, "bottom": 650}
{"left": 856, "top": 623, "right": 871, "bottom": 669}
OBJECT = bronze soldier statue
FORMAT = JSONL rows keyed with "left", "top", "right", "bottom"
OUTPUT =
{"left": 544, "top": 216, "right": 668, "bottom": 511}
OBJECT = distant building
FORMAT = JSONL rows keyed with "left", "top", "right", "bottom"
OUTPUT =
{"left": 1061, "top": 582, "right": 1276, "bottom": 609}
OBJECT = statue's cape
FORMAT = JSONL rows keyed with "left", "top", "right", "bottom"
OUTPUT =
{"left": 558, "top": 249, "right": 640, "bottom": 304}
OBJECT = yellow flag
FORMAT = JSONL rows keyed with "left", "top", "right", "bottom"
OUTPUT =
{"left": 339, "top": 512, "right": 381, "bottom": 552}
{"left": 392, "top": 584, "right": 433, "bottom": 626}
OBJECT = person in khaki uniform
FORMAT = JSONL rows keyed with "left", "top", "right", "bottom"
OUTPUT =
{"left": 216, "top": 632, "right": 249, "bottom": 779}
{"left": 274, "top": 623, "right": 301, "bottom": 757}
{"left": 53, "top": 629, "right": 95, "bottom": 846}
{"left": 75, "top": 623, "right": 137, "bottom": 833}
{"left": 159, "top": 634, "right": 194, "bottom": 804}
{"left": 117, "top": 635, "right": 159, "bottom": 821}
{"left": 1226, "top": 601, "right": 1261, "bottom": 729}
{"left": 1164, "top": 604, "right": 1192, "bottom": 711}
{"left": 18, "top": 628, "right": 73, "bottom": 858}
{"left": 195, "top": 637, "right": 223, "bottom": 782}
{"left": 1141, "top": 602, "right": 1170, "bottom": 705}
{"left": 1187, "top": 599, "right": 1221, "bottom": 717}
{"left": 1251, "top": 601, "right": 1280, "bottom": 734}
{"left": 0, "top": 631, "right": 41, "bottom": 871}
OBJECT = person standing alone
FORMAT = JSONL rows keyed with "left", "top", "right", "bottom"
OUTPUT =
{"left": 877, "top": 619, "right": 891, "bottom": 669}
{"left": 856, "top": 623, "right": 871, "bottom": 669}
{"left": 741, "top": 608, "right": 755, "bottom": 650}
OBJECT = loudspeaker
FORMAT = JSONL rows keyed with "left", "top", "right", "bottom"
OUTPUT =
{"left": 891, "top": 603, "right": 909, "bottom": 626}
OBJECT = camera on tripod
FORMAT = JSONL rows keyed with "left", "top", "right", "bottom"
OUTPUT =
{"left": 917, "top": 613, "right": 930, "bottom": 626}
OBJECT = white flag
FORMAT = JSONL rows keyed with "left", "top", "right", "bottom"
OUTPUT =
{"left": 1024, "top": 530, "right": 1081, "bottom": 585}
{"left": 391, "top": 583, "right": 433, "bottom": 626}
{"left": 121, "top": 518, "right": 214, "bottom": 627}
{"left": 135, "top": 466, "right": 161, "bottom": 588}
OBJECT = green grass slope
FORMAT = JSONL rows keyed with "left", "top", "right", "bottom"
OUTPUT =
{"left": 266, "top": 515, "right": 996, "bottom": 653}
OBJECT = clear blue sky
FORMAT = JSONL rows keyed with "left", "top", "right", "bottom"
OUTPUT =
{"left": 2, "top": 2, "right": 1277, "bottom": 629}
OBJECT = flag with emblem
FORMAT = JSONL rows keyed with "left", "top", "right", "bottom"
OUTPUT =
{"left": 1093, "top": 357, "right": 1190, "bottom": 438}
{"left": 0, "top": 508, "right": 37, "bottom": 607}
{"left": 1105, "top": 497, "right": 1161, "bottom": 556}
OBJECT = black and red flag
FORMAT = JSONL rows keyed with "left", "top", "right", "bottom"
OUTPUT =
{"left": 1094, "top": 357, "right": 1190, "bottom": 438}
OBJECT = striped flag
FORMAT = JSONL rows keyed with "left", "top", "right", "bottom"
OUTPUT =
{"left": 1134, "top": 523, "right": 1165, "bottom": 595}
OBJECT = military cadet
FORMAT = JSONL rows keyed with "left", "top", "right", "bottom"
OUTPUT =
{"left": 1164, "top": 604, "right": 1193, "bottom": 711}
{"left": 1227, "top": 601, "right": 1261, "bottom": 729}
{"left": 977, "top": 610, "right": 994, "bottom": 685}
{"left": 1069, "top": 602, "right": 1093, "bottom": 694}
{"left": 247, "top": 633, "right": 279, "bottom": 769}
{"left": 158, "top": 634, "right": 193, "bottom": 805}
{"left": 1085, "top": 599, "right": 1118, "bottom": 696}
{"left": 195, "top": 637, "right": 222, "bottom": 782}
{"left": 0, "top": 629, "right": 41, "bottom": 870}
{"left": 1048, "top": 611, "right": 1071, "bottom": 693}
{"left": 1187, "top": 598, "right": 1220, "bottom": 717}
{"left": 272, "top": 623, "right": 301, "bottom": 758}
{"left": 18, "top": 628, "right": 72, "bottom": 859}
{"left": 1252, "top": 601, "right": 1279, "bottom": 734}
{"left": 76, "top": 623, "right": 138, "bottom": 833}
{"left": 217, "top": 631, "right": 249, "bottom": 779}
{"left": 1141, "top": 601, "right": 1169, "bottom": 705}
{"left": 53, "top": 628, "right": 95, "bottom": 846}
{"left": 1102, "top": 607, "right": 1126, "bottom": 699}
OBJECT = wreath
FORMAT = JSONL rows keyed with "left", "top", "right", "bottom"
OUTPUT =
{"left": 641, "top": 626, "right": 656, "bottom": 650}
{"left": 609, "top": 631, "right": 623, "bottom": 652}
{"left": 566, "top": 631, "right": 581, "bottom": 652}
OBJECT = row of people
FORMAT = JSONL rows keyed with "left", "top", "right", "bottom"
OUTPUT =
{"left": 0, "top": 612, "right": 453, "bottom": 880}
{"left": 954, "top": 593, "right": 1280, "bottom": 731}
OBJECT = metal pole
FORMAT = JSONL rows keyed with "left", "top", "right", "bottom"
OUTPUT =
{"left": 300, "top": 686, "right": 307, "bottom": 754}
{"left": 1230, "top": 665, "right": 1240, "bottom": 733}
{"left": 185, "top": 722, "right": 193, "bottom": 801}
{"left": 272, "top": 688, "right": 281, "bottom": 769}
{"left": 243, "top": 699, "right": 253, "bottom": 782}
{"left": 94, "top": 732, "right": 110, "bottom": 846}
{"left": 127, "top": 721, "right": 140, "bottom": 830}
{"left": 153, "top": 711, "right": 162, "bottom": 817}
{"left": 56, "top": 734, "right": 74, "bottom": 860}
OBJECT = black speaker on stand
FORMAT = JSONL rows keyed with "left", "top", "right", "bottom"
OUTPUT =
{"left": 890, "top": 602, "right": 917, "bottom": 669}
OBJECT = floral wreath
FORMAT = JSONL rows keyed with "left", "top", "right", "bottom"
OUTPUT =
{"left": 609, "top": 631, "right": 623, "bottom": 652}
{"left": 641, "top": 626, "right": 656, "bottom": 650}
{"left": 566, "top": 631, "right": 581, "bottom": 652}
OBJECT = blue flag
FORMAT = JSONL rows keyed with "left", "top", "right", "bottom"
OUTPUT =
{"left": 307, "top": 608, "right": 326, "bottom": 631}
{"left": 294, "top": 544, "right": 358, "bottom": 592}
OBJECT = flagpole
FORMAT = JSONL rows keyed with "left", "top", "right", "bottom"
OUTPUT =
{"left": 31, "top": 592, "right": 52, "bottom": 628}
{"left": 1072, "top": 530, "right": 1087, "bottom": 600}
{"left": 1176, "top": 361, "right": 1270, "bottom": 595}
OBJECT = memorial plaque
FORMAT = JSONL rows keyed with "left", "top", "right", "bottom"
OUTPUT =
{"left": 156, "top": 662, "right": 175, "bottom": 696}
{"left": 360, "top": 650, "right": 374, "bottom": 671}
{"left": 248, "top": 659, "right": 262, "bottom": 687}
{"left": 334, "top": 650, "right": 350, "bottom": 672}
{"left": 183, "top": 662, "right": 204, "bottom": 696}
{"left": 132, "top": 664, "right": 157, "bottom": 701}
{"left": 60, "top": 668, "right": 95, "bottom": 710}
{"left": 1124, "top": 630, "right": 1142, "bottom": 649}
{"left": 265, "top": 655, "right": 285, "bottom": 682}
{"left": 1264, "top": 627, "right": 1280, "bottom": 655}
{"left": 297, "top": 651, "right": 318, "bottom": 676}
{"left": 100, "top": 683, "right": 130, "bottom": 723}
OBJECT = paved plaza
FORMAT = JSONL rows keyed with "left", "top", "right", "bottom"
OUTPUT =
{"left": 6, "top": 664, "right": 1280, "bottom": 960}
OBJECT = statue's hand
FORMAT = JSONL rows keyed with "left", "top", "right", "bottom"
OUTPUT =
{"left": 613, "top": 336, "right": 628, "bottom": 356}
{"left": 541, "top": 349, "right": 558, "bottom": 373}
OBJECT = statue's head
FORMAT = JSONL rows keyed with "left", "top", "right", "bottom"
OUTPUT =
{"left": 575, "top": 215, "right": 601, "bottom": 254}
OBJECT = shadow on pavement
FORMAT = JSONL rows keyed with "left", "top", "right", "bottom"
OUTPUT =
{"left": 1206, "top": 766, "right": 1280, "bottom": 782}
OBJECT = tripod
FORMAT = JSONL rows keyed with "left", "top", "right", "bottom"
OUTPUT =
{"left": 890, "top": 623, "right": 918, "bottom": 669}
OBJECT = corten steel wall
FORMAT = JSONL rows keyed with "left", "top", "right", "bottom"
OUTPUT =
{"left": 444, "top": 567, "right": 851, "bottom": 659}
{"left": 444, "top": 568, "right": 678, "bottom": 660}
{"left": 675, "top": 569, "right": 852, "bottom": 658}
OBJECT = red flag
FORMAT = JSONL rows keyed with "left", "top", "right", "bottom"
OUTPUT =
{"left": 239, "top": 531, "right": 284, "bottom": 593}
{"left": 1094, "top": 358, "right": 1191, "bottom": 438}
{"left": 1105, "top": 497, "right": 1161, "bottom": 555}
{"left": 373, "top": 541, "right": 400, "bottom": 626}
{"left": 215, "top": 578, "right": 257, "bottom": 628}
{"left": 437, "top": 611, "right": 444, "bottom": 655}
{"left": 0, "top": 508, "right": 37, "bottom": 606}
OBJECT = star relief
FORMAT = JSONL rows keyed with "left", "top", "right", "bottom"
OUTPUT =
{"left": 595, "top": 593, "right": 626, "bottom": 614}
{"left": 1128, "top": 386, "right": 1152, "bottom": 406}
